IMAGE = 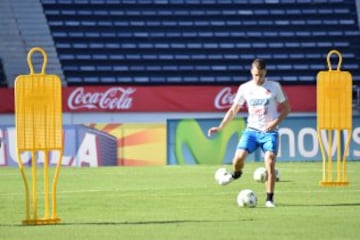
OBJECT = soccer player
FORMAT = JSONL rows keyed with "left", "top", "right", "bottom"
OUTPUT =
{"left": 208, "top": 58, "right": 291, "bottom": 208}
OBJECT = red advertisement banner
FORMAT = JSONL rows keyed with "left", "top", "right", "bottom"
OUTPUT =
{"left": 0, "top": 85, "right": 316, "bottom": 113}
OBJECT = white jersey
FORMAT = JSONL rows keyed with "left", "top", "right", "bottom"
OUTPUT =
{"left": 233, "top": 79, "right": 287, "bottom": 131}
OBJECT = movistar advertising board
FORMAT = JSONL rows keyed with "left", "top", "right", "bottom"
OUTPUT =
{"left": 167, "top": 116, "right": 360, "bottom": 164}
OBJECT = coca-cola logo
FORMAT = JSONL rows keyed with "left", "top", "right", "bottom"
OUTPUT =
{"left": 214, "top": 87, "right": 235, "bottom": 109}
{"left": 68, "top": 87, "right": 135, "bottom": 110}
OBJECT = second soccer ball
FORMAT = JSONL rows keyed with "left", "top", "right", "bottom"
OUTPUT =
{"left": 253, "top": 167, "right": 267, "bottom": 182}
{"left": 253, "top": 167, "right": 280, "bottom": 182}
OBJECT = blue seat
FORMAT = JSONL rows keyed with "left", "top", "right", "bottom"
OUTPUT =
{"left": 195, "top": 65, "right": 211, "bottom": 70}
{"left": 96, "top": 65, "right": 112, "bottom": 71}
{"left": 183, "top": 76, "right": 199, "bottom": 82}
{"left": 83, "top": 77, "right": 100, "bottom": 83}
{"left": 48, "top": 21, "right": 64, "bottom": 26}
{"left": 142, "top": 54, "right": 157, "bottom": 60}
{"left": 67, "top": 77, "right": 83, "bottom": 83}
{"left": 76, "top": 54, "right": 92, "bottom": 60}
{"left": 59, "top": 54, "right": 75, "bottom": 60}
{"left": 109, "top": 54, "right": 125, "bottom": 60}
{"left": 215, "top": 76, "right": 232, "bottom": 82}
{"left": 80, "top": 65, "right": 96, "bottom": 71}
{"left": 100, "top": 77, "right": 116, "bottom": 83}
{"left": 130, "top": 66, "right": 146, "bottom": 71}
{"left": 162, "top": 65, "right": 177, "bottom": 71}
{"left": 167, "top": 76, "right": 183, "bottom": 83}
{"left": 134, "top": 77, "right": 150, "bottom": 83}
{"left": 228, "top": 65, "right": 243, "bottom": 71}
{"left": 55, "top": 43, "right": 71, "bottom": 48}
{"left": 200, "top": 76, "right": 215, "bottom": 82}
{"left": 283, "top": 76, "right": 298, "bottom": 82}
{"left": 44, "top": 9, "right": 60, "bottom": 15}
{"left": 113, "top": 66, "right": 128, "bottom": 71}
{"left": 293, "top": 64, "right": 309, "bottom": 70}
{"left": 192, "top": 54, "right": 207, "bottom": 60}
{"left": 77, "top": 10, "right": 93, "bottom": 15}
{"left": 117, "top": 77, "right": 133, "bottom": 83}
{"left": 299, "top": 76, "right": 315, "bottom": 82}
{"left": 125, "top": 54, "right": 141, "bottom": 60}
{"left": 149, "top": 77, "right": 166, "bottom": 83}
{"left": 147, "top": 66, "right": 162, "bottom": 71}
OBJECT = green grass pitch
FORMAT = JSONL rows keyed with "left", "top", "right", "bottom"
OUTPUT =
{"left": 0, "top": 162, "right": 359, "bottom": 240}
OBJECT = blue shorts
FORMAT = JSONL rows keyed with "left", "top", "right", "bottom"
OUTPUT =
{"left": 237, "top": 128, "right": 279, "bottom": 154}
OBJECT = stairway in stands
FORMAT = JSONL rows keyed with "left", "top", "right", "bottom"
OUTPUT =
{"left": 0, "top": 0, "right": 64, "bottom": 87}
{"left": 41, "top": 0, "right": 360, "bottom": 85}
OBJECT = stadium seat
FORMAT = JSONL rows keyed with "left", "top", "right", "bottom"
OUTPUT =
{"left": 40, "top": 0, "right": 360, "bottom": 85}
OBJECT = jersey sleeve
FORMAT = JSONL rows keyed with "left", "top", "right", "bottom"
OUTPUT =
{"left": 233, "top": 85, "right": 245, "bottom": 106}
{"left": 274, "top": 82, "right": 287, "bottom": 103}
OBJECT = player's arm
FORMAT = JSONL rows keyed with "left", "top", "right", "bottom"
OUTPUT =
{"left": 207, "top": 103, "right": 242, "bottom": 136}
{"left": 267, "top": 99, "right": 291, "bottom": 131}
{"left": 276, "top": 99, "right": 291, "bottom": 124}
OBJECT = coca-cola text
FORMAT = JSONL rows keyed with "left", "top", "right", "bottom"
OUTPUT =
{"left": 68, "top": 87, "right": 135, "bottom": 110}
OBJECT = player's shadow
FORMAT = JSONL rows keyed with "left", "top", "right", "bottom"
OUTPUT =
{"left": 61, "top": 219, "right": 246, "bottom": 226}
{"left": 65, "top": 220, "right": 212, "bottom": 226}
{"left": 1, "top": 219, "right": 245, "bottom": 227}
{"left": 281, "top": 202, "right": 360, "bottom": 207}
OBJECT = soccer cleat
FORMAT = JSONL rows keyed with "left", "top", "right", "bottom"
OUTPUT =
{"left": 265, "top": 201, "right": 276, "bottom": 208}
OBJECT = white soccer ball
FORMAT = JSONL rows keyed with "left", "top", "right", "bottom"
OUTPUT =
{"left": 214, "top": 168, "right": 229, "bottom": 185}
{"left": 237, "top": 189, "right": 257, "bottom": 208}
{"left": 253, "top": 167, "right": 280, "bottom": 182}
{"left": 275, "top": 168, "right": 280, "bottom": 182}
{"left": 253, "top": 167, "right": 267, "bottom": 182}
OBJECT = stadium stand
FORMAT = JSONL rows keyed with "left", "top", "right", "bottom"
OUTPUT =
{"left": 31, "top": 0, "right": 360, "bottom": 85}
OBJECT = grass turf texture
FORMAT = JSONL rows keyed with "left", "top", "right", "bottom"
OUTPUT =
{"left": 0, "top": 162, "right": 359, "bottom": 240}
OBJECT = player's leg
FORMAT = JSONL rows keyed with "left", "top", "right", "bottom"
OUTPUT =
{"left": 232, "top": 129, "right": 258, "bottom": 179}
{"left": 264, "top": 151, "right": 277, "bottom": 207}
{"left": 219, "top": 129, "right": 257, "bottom": 185}
{"left": 232, "top": 149, "right": 247, "bottom": 178}
{"left": 261, "top": 131, "right": 279, "bottom": 207}
{"left": 218, "top": 149, "right": 247, "bottom": 185}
